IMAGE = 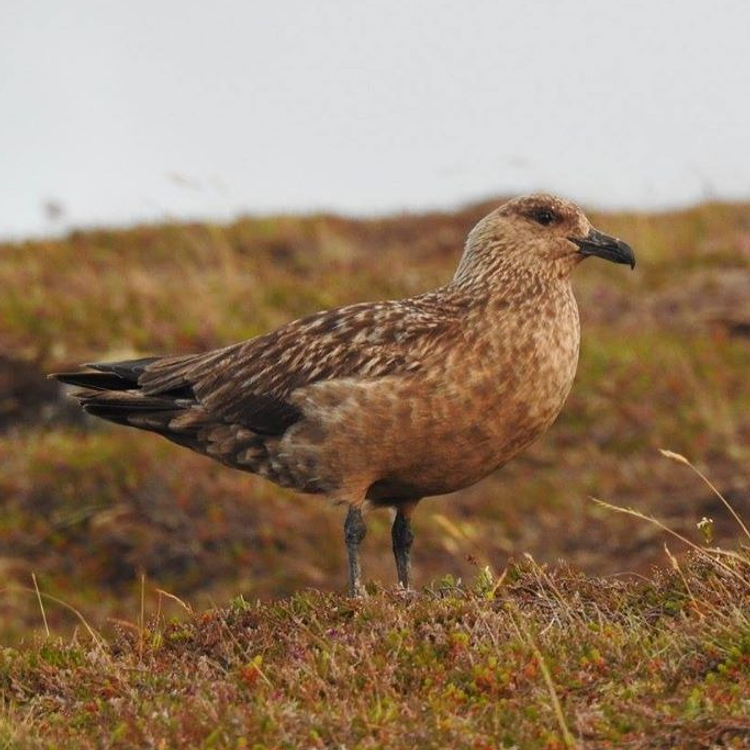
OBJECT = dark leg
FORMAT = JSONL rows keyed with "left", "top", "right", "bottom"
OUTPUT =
{"left": 392, "top": 508, "right": 415, "bottom": 590}
{"left": 344, "top": 505, "right": 367, "bottom": 597}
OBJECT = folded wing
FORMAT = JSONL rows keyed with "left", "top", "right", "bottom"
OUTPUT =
{"left": 54, "top": 294, "right": 459, "bottom": 448}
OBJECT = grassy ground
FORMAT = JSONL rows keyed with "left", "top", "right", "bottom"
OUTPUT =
{"left": 3, "top": 555, "right": 750, "bottom": 749}
{"left": 1, "top": 198, "right": 750, "bottom": 746}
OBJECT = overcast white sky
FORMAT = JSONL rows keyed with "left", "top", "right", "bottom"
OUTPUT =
{"left": 1, "top": 0, "right": 749, "bottom": 238}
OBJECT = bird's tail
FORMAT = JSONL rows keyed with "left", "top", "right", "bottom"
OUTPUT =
{"left": 52, "top": 356, "right": 197, "bottom": 435}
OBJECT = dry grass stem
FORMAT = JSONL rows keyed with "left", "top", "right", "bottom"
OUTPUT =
{"left": 31, "top": 573, "right": 50, "bottom": 638}
{"left": 660, "top": 449, "right": 750, "bottom": 542}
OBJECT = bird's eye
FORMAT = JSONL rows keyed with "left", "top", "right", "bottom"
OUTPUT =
{"left": 534, "top": 209, "right": 556, "bottom": 226}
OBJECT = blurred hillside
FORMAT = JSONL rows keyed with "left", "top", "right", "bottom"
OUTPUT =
{"left": 1, "top": 199, "right": 750, "bottom": 640}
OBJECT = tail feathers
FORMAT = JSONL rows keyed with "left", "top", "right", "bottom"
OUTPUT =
{"left": 53, "top": 356, "right": 160, "bottom": 391}
{"left": 52, "top": 355, "right": 194, "bottom": 398}
{"left": 74, "top": 389, "right": 190, "bottom": 428}
{"left": 51, "top": 356, "right": 275, "bottom": 464}
{"left": 86, "top": 356, "right": 162, "bottom": 380}
{"left": 52, "top": 354, "right": 196, "bottom": 432}
{"left": 55, "top": 371, "right": 137, "bottom": 391}
{"left": 52, "top": 357, "right": 213, "bottom": 454}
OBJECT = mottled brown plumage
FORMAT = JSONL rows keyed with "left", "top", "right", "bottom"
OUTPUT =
{"left": 54, "top": 194, "right": 635, "bottom": 594}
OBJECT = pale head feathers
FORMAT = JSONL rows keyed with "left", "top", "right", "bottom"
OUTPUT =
{"left": 453, "top": 193, "right": 592, "bottom": 286}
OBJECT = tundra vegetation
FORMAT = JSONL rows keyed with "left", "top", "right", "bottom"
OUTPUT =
{"left": 1, "top": 200, "right": 750, "bottom": 747}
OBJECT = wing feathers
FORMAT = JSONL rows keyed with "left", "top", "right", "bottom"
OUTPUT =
{"left": 53, "top": 292, "right": 461, "bottom": 446}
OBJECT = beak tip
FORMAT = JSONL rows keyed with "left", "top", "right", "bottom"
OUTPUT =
{"left": 623, "top": 243, "right": 636, "bottom": 270}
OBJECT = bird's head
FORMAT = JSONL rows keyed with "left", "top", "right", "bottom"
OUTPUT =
{"left": 454, "top": 193, "right": 635, "bottom": 286}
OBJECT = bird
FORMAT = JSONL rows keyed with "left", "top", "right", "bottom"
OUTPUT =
{"left": 53, "top": 194, "right": 635, "bottom": 596}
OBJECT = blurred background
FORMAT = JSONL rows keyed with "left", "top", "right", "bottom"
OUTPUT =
{"left": 1, "top": 1, "right": 750, "bottom": 640}
{"left": 2, "top": 0, "right": 750, "bottom": 238}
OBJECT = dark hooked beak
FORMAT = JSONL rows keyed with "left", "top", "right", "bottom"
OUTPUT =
{"left": 568, "top": 228, "right": 636, "bottom": 269}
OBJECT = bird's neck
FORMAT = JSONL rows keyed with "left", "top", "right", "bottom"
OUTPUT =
{"left": 452, "top": 240, "right": 578, "bottom": 289}
{"left": 448, "top": 263, "right": 574, "bottom": 311}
